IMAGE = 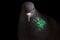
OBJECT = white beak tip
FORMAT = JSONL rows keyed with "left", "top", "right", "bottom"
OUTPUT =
{"left": 26, "top": 13, "right": 31, "bottom": 16}
{"left": 26, "top": 13, "right": 32, "bottom": 22}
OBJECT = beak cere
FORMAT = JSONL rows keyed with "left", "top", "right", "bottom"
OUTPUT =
{"left": 26, "top": 13, "right": 32, "bottom": 22}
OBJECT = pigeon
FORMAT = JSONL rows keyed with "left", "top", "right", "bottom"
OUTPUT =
{"left": 18, "top": 2, "right": 60, "bottom": 40}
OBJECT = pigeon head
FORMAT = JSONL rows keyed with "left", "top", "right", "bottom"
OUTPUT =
{"left": 22, "top": 2, "right": 35, "bottom": 12}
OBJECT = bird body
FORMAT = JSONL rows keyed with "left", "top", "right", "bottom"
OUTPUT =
{"left": 18, "top": 2, "right": 59, "bottom": 40}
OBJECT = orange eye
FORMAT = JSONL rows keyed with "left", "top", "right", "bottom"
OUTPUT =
{"left": 25, "top": 9, "right": 27, "bottom": 11}
{"left": 32, "top": 8, "right": 34, "bottom": 10}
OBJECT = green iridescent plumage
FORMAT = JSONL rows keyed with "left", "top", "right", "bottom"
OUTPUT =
{"left": 33, "top": 17, "right": 47, "bottom": 31}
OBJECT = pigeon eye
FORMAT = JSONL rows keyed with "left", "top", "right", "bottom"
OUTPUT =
{"left": 32, "top": 8, "right": 34, "bottom": 10}
{"left": 25, "top": 9, "right": 27, "bottom": 11}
